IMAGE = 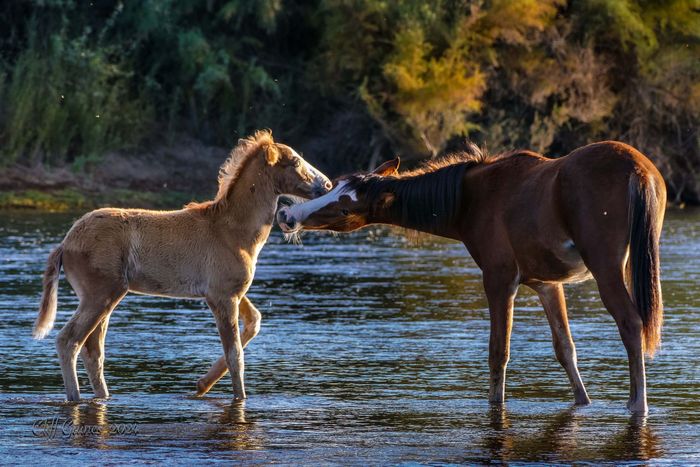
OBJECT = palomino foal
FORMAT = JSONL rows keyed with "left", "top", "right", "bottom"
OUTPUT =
{"left": 278, "top": 141, "right": 665, "bottom": 414}
{"left": 33, "top": 130, "right": 331, "bottom": 402}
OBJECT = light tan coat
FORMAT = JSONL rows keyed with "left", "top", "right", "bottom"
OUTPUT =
{"left": 33, "top": 130, "right": 330, "bottom": 401}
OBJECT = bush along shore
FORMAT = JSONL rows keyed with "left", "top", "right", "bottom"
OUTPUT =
{"left": 1, "top": 2, "right": 698, "bottom": 205}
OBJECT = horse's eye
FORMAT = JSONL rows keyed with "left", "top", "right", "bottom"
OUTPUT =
{"left": 293, "top": 158, "right": 302, "bottom": 168}
{"left": 341, "top": 209, "right": 349, "bottom": 216}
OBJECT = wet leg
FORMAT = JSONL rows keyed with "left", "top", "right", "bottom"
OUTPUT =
{"left": 57, "top": 290, "right": 124, "bottom": 401}
{"left": 80, "top": 314, "right": 113, "bottom": 398}
{"left": 207, "top": 295, "right": 245, "bottom": 400}
{"left": 594, "top": 270, "right": 648, "bottom": 413}
{"left": 197, "top": 296, "right": 261, "bottom": 396}
{"left": 530, "top": 282, "right": 590, "bottom": 405}
{"left": 484, "top": 276, "right": 518, "bottom": 404}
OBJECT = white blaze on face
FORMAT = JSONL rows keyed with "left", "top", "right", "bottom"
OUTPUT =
{"left": 287, "top": 180, "right": 357, "bottom": 222}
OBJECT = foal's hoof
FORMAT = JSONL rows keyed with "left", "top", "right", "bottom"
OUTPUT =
{"left": 65, "top": 394, "right": 81, "bottom": 403}
{"left": 92, "top": 389, "right": 110, "bottom": 400}
{"left": 195, "top": 379, "right": 210, "bottom": 397}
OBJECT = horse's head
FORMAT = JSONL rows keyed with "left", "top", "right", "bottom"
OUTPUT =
{"left": 277, "top": 157, "right": 400, "bottom": 233}
{"left": 263, "top": 142, "right": 332, "bottom": 199}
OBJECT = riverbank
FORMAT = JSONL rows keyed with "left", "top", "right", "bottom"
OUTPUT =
{"left": 0, "top": 136, "right": 695, "bottom": 212}
{"left": 0, "top": 139, "right": 227, "bottom": 211}
{"left": 0, "top": 188, "right": 196, "bottom": 211}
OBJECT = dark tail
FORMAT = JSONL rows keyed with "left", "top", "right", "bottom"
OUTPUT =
{"left": 628, "top": 176, "right": 663, "bottom": 356}
{"left": 33, "top": 245, "right": 63, "bottom": 339}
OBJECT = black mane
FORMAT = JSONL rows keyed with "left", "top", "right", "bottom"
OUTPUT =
{"left": 345, "top": 157, "right": 481, "bottom": 234}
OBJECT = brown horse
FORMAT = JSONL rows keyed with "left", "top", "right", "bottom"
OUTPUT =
{"left": 33, "top": 130, "right": 331, "bottom": 402}
{"left": 277, "top": 141, "right": 666, "bottom": 414}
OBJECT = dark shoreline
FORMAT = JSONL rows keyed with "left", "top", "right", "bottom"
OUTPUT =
{"left": 0, "top": 187, "right": 198, "bottom": 211}
{"left": 0, "top": 140, "right": 226, "bottom": 211}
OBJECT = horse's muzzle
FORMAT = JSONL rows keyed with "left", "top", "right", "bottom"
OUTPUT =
{"left": 312, "top": 177, "right": 333, "bottom": 198}
{"left": 277, "top": 207, "right": 299, "bottom": 233}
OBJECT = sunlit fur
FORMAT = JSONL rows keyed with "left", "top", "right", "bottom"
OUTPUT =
{"left": 32, "top": 130, "right": 330, "bottom": 402}
{"left": 288, "top": 140, "right": 667, "bottom": 414}
{"left": 186, "top": 130, "right": 275, "bottom": 212}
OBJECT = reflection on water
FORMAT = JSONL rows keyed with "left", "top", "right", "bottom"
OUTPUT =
{"left": 484, "top": 406, "right": 662, "bottom": 463}
{"left": 0, "top": 209, "right": 698, "bottom": 463}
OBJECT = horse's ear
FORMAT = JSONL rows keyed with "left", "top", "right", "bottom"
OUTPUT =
{"left": 263, "top": 144, "right": 279, "bottom": 165}
{"left": 373, "top": 157, "right": 400, "bottom": 176}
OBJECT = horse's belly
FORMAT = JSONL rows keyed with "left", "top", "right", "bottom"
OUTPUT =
{"left": 128, "top": 282, "right": 204, "bottom": 299}
{"left": 126, "top": 261, "right": 206, "bottom": 298}
{"left": 128, "top": 276, "right": 205, "bottom": 299}
{"left": 558, "top": 264, "right": 593, "bottom": 283}
{"left": 520, "top": 240, "right": 593, "bottom": 283}
{"left": 548, "top": 240, "right": 592, "bottom": 283}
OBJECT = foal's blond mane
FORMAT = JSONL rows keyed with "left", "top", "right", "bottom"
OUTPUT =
{"left": 187, "top": 130, "right": 274, "bottom": 212}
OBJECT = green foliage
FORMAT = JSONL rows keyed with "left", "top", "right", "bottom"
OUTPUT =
{"left": 0, "top": 188, "right": 87, "bottom": 211}
{"left": 2, "top": 28, "right": 150, "bottom": 166}
{"left": 0, "top": 0, "right": 698, "bottom": 202}
{"left": 380, "top": 24, "right": 486, "bottom": 155}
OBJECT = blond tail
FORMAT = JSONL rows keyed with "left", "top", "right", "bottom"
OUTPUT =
{"left": 33, "top": 245, "right": 63, "bottom": 339}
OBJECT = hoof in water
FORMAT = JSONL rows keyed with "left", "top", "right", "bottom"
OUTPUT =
{"left": 574, "top": 394, "right": 591, "bottom": 406}
{"left": 626, "top": 399, "right": 648, "bottom": 415}
{"left": 195, "top": 379, "right": 210, "bottom": 397}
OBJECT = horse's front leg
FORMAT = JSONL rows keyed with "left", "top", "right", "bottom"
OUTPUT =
{"left": 206, "top": 295, "right": 246, "bottom": 400}
{"left": 483, "top": 273, "right": 519, "bottom": 404}
{"left": 196, "top": 296, "right": 262, "bottom": 396}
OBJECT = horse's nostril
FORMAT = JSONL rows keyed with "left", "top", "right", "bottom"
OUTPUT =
{"left": 324, "top": 180, "right": 332, "bottom": 191}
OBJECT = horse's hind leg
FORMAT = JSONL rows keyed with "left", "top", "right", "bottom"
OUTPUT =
{"left": 593, "top": 268, "right": 648, "bottom": 413}
{"left": 575, "top": 233, "right": 647, "bottom": 412}
{"left": 57, "top": 287, "right": 125, "bottom": 402}
{"left": 80, "top": 314, "right": 113, "bottom": 398}
{"left": 530, "top": 282, "right": 590, "bottom": 405}
{"left": 196, "top": 296, "right": 261, "bottom": 396}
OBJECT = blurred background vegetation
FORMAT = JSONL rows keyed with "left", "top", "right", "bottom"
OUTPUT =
{"left": 0, "top": 0, "right": 698, "bottom": 203}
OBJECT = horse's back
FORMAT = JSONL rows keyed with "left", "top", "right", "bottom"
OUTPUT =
{"left": 556, "top": 141, "right": 666, "bottom": 224}
{"left": 558, "top": 141, "right": 664, "bottom": 189}
{"left": 64, "top": 207, "right": 179, "bottom": 250}
{"left": 60, "top": 207, "right": 200, "bottom": 292}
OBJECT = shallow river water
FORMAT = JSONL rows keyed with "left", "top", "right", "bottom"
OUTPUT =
{"left": 0, "top": 209, "right": 698, "bottom": 464}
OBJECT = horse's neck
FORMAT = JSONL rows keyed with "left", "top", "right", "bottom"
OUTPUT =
{"left": 215, "top": 167, "right": 278, "bottom": 253}
{"left": 369, "top": 174, "right": 463, "bottom": 240}
{"left": 379, "top": 214, "right": 460, "bottom": 240}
